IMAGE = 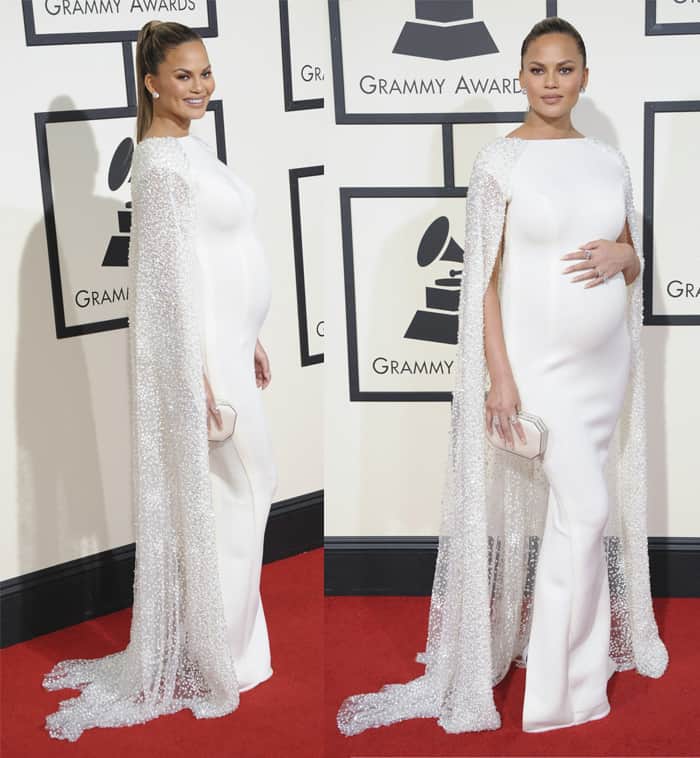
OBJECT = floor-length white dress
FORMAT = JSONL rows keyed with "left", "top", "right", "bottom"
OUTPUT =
{"left": 181, "top": 134, "right": 278, "bottom": 691}
{"left": 42, "top": 133, "right": 276, "bottom": 740}
{"left": 499, "top": 136, "right": 629, "bottom": 731}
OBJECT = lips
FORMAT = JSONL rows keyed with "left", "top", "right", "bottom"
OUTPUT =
{"left": 542, "top": 95, "right": 563, "bottom": 103}
{"left": 184, "top": 97, "right": 205, "bottom": 106}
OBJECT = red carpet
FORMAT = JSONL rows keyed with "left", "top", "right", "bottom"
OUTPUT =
{"left": 1, "top": 549, "right": 322, "bottom": 758}
{"left": 326, "top": 596, "right": 699, "bottom": 757}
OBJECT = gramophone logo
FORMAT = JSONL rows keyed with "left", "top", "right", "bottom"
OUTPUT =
{"left": 102, "top": 138, "right": 134, "bottom": 268}
{"left": 393, "top": 0, "right": 499, "bottom": 61}
{"left": 404, "top": 216, "right": 463, "bottom": 345}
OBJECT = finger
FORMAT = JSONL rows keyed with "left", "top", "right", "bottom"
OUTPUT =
{"left": 571, "top": 269, "right": 600, "bottom": 283}
{"left": 584, "top": 277, "right": 605, "bottom": 288}
{"left": 215, "top": 408, "right": 223, "bottom": 430}
{"left": 514, "top": 420, "right": 527, "bottom": 444}
{"left": 500, "top": 414, "right": 513, "bottom": 446}
{"left": 562, "top": 261, "right": 595, "bottom": 274}
{"left": 492, "top": 416, "right": 504, "bottom": 441}
{"left": 560, "top": 249, "right": 590, "bottom": 261}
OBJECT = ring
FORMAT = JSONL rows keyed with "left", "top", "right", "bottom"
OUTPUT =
{"left": 602, "top": 273, "right": 608, "bottom": 283}
{"left": 509, "top": 415, "right": 517, "bottom": 424}
{"left": 596, "top": 268, "right": 603, "bottom": 278}
{"left": 493, "top": 417, "right": 501, "bottom": 426}
{"left": 583, "top": 249, "right": 592, "bottom": 260}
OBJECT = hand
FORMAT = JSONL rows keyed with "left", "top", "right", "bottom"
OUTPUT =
{"left": 203, "top": 371, "right": 223, "bottom": 433}
{"left": 254, "top": 339, "right": 271, "bottom": 389}
{"left": 485, "top": 377, "right": 527, "bottom": 449}
{"left": 561, "top": 240, "right": 635, "bottom": 288}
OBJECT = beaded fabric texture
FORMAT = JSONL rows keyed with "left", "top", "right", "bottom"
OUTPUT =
{"left": 42, "top": 137, "right": 240, "bottom": 741}
{"left": 337, "top": 136, "right": 669, "bottom": 736}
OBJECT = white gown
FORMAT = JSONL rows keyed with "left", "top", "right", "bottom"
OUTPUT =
{"left": 336, "top": 135, "right": 668, "bottom": 738}
{"left": 182, "top": 134, "right": 278, "bottom": 691}
{"left": 42, "top": 133, "right": 276, "bottom": 741}
{"left": 499, "top": 137, "right": 628, "bottom": 731}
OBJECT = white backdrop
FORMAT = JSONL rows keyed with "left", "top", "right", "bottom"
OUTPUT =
{"left": 324, "top": 0, "right": 700, "bottom": 539}
{"left": 1, "top": 0, "right": 327, "bottom": 581}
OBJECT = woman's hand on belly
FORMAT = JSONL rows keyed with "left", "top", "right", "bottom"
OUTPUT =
{"left": 486, "top": 377, "right": 527, "bottom": 449}
{"left": 560, "top": 239, "right": 637, "bottom": 288}
{"left": 254, "top": 339, "right": 271, "bottom": 389}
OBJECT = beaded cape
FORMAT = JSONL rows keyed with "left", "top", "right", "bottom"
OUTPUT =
{"left": 42, "top": 137, "right": 239, "bottom": 740}
{"left": 337, "top": 136, "right": 669, "bottom": 735}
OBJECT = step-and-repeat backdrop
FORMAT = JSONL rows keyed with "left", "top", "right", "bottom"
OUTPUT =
{"left": 1, "top": 0, "right": 327, "bottom": 580}
{"left": 324, "top": 0, "right": 699, "bottom": 538}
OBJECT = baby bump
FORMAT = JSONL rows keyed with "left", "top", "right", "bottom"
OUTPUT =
{"left": 551, "top": 269, "right": 628, "bottom": 352}
{"left": 206, "top": 230, "right": 272, "bottom": 336}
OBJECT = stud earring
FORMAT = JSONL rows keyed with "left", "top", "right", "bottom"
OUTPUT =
{"left": 580, "top": 86, "right": 586, "bottom": 93}
{"left": 152, "top": 90, "right": 160, "bottom": 99}
{"left": 522, "top": 87, "right": 527, "bottom": 95}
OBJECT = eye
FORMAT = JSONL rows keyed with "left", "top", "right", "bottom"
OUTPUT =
{"left": 178, "top": 75, "right": 189, "bottom": 80}
{"left": 560, "top": 67, "right": 573, "bottom": 74}
{"left": 203, "top": 71, "right": 212, "bottom": 77}
{"left": 530, "top": 67, "right": 543, "bottom": 74}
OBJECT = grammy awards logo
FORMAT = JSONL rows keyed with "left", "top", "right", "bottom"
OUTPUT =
{"left": 393, "top": 0, "right": 498, "bottom": 61}
{"left": 102, "top": 137, "right": 134, "bottom": 267}
{"left": 404, "top": 216, "right": 463, "bottom": 345}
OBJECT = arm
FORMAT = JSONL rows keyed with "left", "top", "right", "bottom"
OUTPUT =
{"left": 617, "top": 219, "right": 641, "bottom": 286}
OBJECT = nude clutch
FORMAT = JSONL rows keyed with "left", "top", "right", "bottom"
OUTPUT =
{"left": 485, "top": 409, "right": 548, "bottom": 460}
{"left": 207, "top": 400, "right": 237, "bottom": 442}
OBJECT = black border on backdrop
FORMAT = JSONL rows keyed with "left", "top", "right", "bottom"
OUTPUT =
{"left": 645, "top": 1, "right": 700, "bottom": 36}
{"left": 328, "top": 0, "right": 558, "bottom": 125}
{"left": 341, "top": 185, "right": 469, "bottom": 403}
{"left": 289, "top": 166, "right": 325, "bottom": 366}
{"left": 324, "top": 535, "right": 700, "bottom": 597}
{"left": 643, "top": 100, "right": 700, "bottom": 326}
{"left": 22, "top": 0, "right": 219, "bottom": 45}
{"left": 279, "top": 0, "right": 325, "bottom": 111}
{"left": 35, "top": 100, "right": 227, "bottom": 339}
{"left": 1, "top": 490, "right": 323, "bottom": 648}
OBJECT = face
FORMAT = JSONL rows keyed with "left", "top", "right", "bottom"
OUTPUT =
{"left": 520, "top": 33, "right": 588, "bottom": 118}
{"left": 145, "top": 39, "right": 215, "bottom": 122}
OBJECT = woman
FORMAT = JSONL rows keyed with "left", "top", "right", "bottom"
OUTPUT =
{"left": 337, "top": 17, "right": 668, "bottom": 735}
{"left": 42, "top": 21, "right": 277, "bottom": 740}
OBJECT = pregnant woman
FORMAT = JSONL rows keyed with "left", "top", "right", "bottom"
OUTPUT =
{"left": 338, "top": 16, "right": 668, "bottom": 735}
{"left": 43, "top": 21, "right": 277, "bottom": 740}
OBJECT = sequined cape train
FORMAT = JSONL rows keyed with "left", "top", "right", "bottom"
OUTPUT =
{"left": 42, "top": 137, "right": 239, "bottom": 741}
{"left": 337, "top": 136, "right": 669, "bottom": 736}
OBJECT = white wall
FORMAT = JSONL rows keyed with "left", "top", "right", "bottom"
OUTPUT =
{"left": 1, "top": 1, "right": 326, "bottom": 580}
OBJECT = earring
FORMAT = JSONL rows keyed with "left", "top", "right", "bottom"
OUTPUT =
{"left": 580, "top": 86, "right": 586, "bottom": 93}
{"left": 152, "top": 90, "right": 160, "bottom": 99}
{"left": 522, "top": 87, "right": 527, "bottom": 94}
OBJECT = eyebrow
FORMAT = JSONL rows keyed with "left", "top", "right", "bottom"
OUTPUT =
{"left": 173, "top": 65, "right": 211, "bottom": 73}
{"left": 528, "top": 59, "right": 577, "bottom": 65}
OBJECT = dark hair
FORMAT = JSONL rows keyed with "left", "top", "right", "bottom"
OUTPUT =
{"left": 520, "top": 16, "right": 587, "bottom": 70}
{"left": 135, "top": 20, "right": 202, "bottom": 143}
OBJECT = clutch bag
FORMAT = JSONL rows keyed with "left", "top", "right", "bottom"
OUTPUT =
{"left": 485, "top": 408, "right": 548, "bottom": 460}
{"left": 208, "top": 399, "right": 237, "bottom": 442}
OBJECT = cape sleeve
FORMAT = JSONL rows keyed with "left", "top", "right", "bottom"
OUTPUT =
{"left": 337, "top": 143, "right": 511, "bottom": 737}
{"left": 41, "top": 140, "right": 239, "bottom": 741}
{"left": 613, "top": 146, "right": 669, "bottom": 678}
{"left": 128, "top": 140, "right": 240, "bottom": 712}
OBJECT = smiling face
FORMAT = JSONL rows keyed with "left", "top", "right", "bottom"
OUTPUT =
{"left": 144, "top": 39, "right": 215, "bottom": 124}
{"left": 520, "top": 32, "right": 588, "bottom": 120}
